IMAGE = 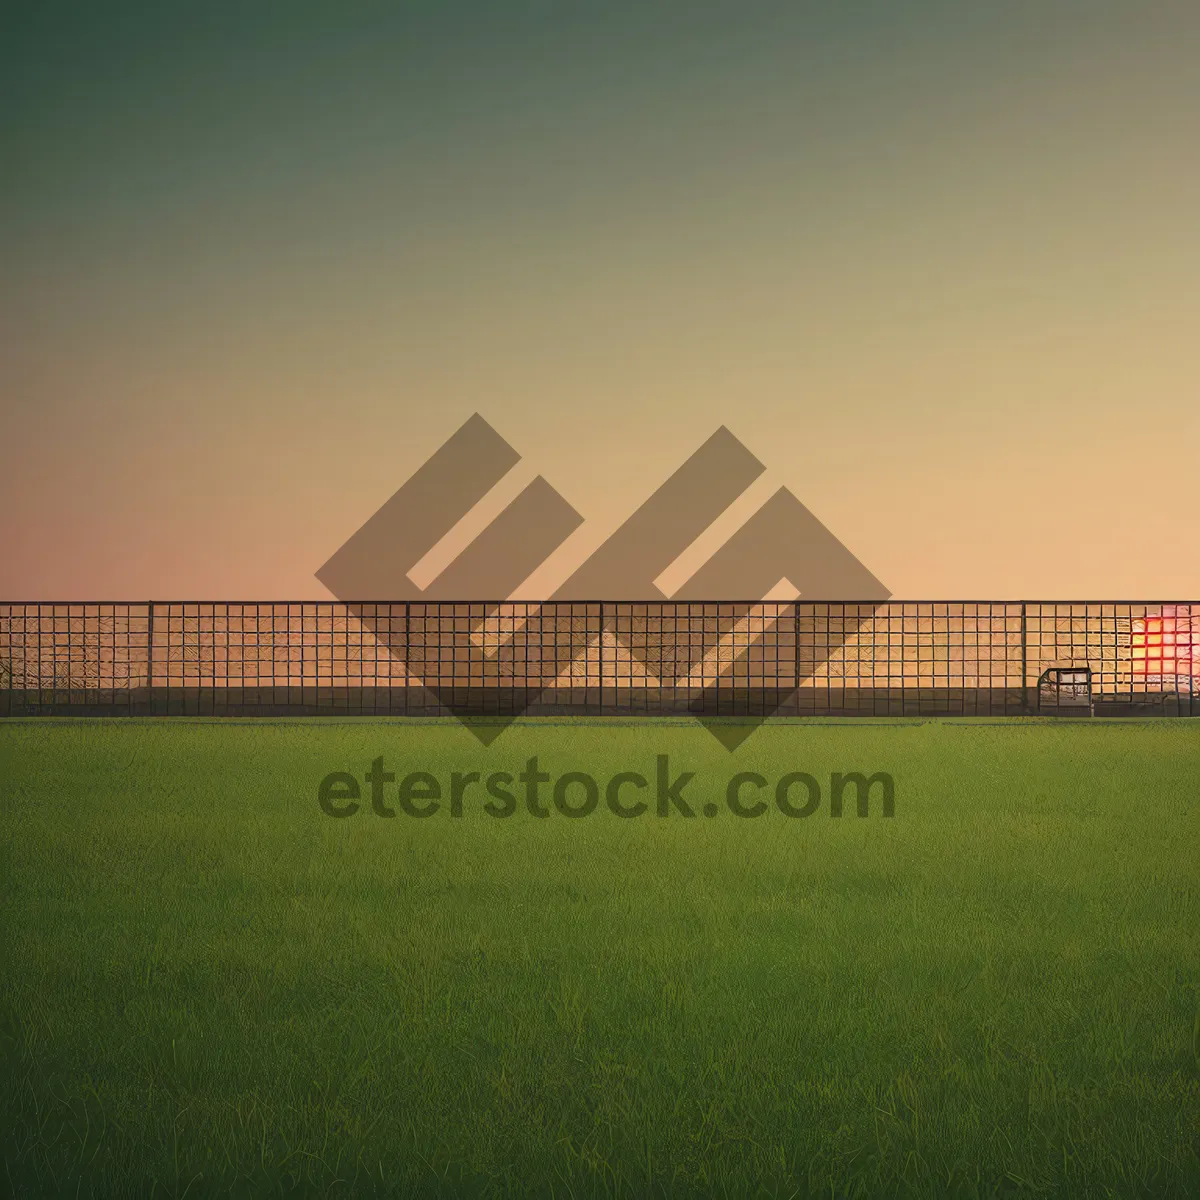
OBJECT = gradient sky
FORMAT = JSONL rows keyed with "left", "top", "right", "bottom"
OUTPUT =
{"left": 3, "top": 1, "right": 1197, "bottom": 600}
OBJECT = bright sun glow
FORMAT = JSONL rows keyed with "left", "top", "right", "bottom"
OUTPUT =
{"left": 1131, "top": 605, "right": 1197, "bottom": 678}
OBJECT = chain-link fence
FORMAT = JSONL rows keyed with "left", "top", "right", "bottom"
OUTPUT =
{"left": 1, "top": 601, "right": 1195, "bottom": 716}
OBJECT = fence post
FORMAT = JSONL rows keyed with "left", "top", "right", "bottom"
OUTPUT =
{"left": 146, "top": 601, "right": 156, "bottom": 717}
{"left": 127, "top": 603, "right": 135, "bottom": 717}
{"left": 795, "top": 604, "right": 802, "bottom": 697}
{"left": 598, "top": 601, "right": 604, "bottom": 712}
{"left": 1020, "top": 601, "right": 1028, "bottom": 713}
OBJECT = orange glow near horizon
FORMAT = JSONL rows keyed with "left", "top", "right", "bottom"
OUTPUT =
{"left": 1131, "top": 607, "right": 1196, "bottom": 679}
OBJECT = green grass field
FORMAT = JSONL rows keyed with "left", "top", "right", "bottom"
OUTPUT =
{"left": 1, "top": 717, "right": 1198, "bottom": 1198}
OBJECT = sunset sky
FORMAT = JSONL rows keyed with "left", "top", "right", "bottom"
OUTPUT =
{"left": 3, "top": 2, "right": 1197, "bottom": 600}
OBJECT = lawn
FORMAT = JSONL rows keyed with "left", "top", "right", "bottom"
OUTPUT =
{"left": 1, "top": 717, "right": 1198, "bottom": 1198}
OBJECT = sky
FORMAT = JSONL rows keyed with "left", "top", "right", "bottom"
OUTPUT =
{"left": 3, "top": 1, "right": 1198, "bottom": 600}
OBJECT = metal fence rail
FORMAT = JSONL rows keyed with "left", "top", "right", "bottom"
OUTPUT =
{"left": 1, "top": 601, "right": 1196, "bottom": 717}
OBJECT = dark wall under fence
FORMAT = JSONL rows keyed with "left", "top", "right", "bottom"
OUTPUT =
{"left": 1, "top": 601, "right": 1196, "bottom": 718}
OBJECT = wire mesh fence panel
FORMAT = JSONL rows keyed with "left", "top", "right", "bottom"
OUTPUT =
{"left": 1, "top": 601, "right": 1195, "bottom": 716}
